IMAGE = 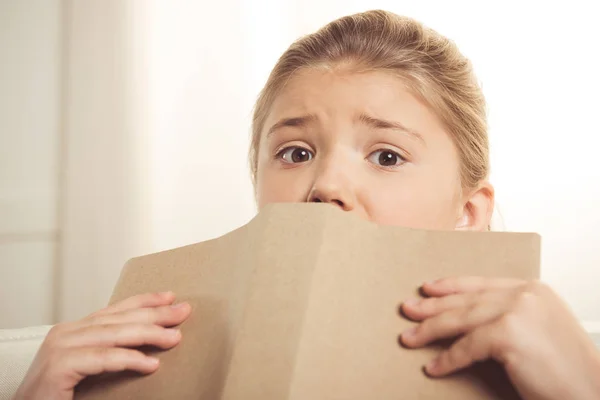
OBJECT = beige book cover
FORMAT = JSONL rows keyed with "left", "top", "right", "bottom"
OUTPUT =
{"left": 76, "top": 203, "right": 540, "bottom": 399}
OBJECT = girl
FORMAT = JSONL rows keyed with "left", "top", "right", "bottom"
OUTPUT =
{"left": 15, "top": 10, "right": 600, "bottom": 400}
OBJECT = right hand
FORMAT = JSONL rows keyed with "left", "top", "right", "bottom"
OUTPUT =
{"left": 14, "top": 291, "right": 192, "bottom": 400}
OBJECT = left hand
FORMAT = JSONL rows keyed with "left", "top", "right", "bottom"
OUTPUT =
{"left": 400, "top": 277, "right": 600, "bottom": 400}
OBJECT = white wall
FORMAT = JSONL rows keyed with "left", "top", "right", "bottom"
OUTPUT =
{"left": 56, "top": 0, "right": 156, "bottom": 322}
{"left": 1, "top": 0, "right": 598, "bottom": 328}
{"left": 56, "top": 0, "right": 259, "bottom": 322}
{"left": 0, "top": 0, "right": 61, "bottom": 328}
{"left": 145, "top": 0, "right": 256, "bottom": 251}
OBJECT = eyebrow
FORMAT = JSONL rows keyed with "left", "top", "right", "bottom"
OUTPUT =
{"left": 357, "top": 113, "right": 425, "bottom": 145}
{"left": 266, "top": 114, "right": 316, "bottom": 138}
{"left": 266, "top": 113, "right": 425, "bottom": 145}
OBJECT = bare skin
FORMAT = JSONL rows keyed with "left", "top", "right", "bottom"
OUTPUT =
{"left": 14, "top": 292, "right": 191, "bottom": 400}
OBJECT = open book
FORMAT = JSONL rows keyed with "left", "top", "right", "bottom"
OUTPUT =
{"left": 76, "top": 203, "right": 540, "bottom": 399}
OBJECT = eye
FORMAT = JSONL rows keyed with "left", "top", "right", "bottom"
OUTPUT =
{"left": 277, "top": 146, "right": 314, "bottom": 164}
{"left": 367, "top": 149, "right": 406, "bottom": 168}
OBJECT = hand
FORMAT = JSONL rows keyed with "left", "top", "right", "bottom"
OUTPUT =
{"left": 14, "top": 291, "right": 192, "bottom": 400}
{"left": 400, "top": 277, "right": 600, "bottom": 400}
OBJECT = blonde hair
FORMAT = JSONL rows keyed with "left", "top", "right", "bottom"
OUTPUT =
{"left": 249, "top": 9, "right": 488, "bottom": 193}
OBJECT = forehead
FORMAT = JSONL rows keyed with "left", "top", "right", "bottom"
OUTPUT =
{"left": 263, "top": 68, "right": 449, "bottom": 144}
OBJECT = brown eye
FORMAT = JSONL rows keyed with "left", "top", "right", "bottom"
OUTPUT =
{"left": 367, "top": 149, "right": 405, "bottom": 168}
{"left": 279, "top": 147, "right": 313, "bottom": 164}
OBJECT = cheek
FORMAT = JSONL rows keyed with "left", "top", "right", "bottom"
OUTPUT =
{"left": 256, "top": 162, "right": 312, "bottom": 208}
{"left": 362, "top": 173, "right": 460, "bottom": 230}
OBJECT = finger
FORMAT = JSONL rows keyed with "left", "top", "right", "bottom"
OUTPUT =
{"left": 62, "top": 347, "right": 160, "bottom": 386}
{"left": 422, "top": 277, "right": 525, "bottom": 297}
{"left": 91, "top": 292, "right": 176, "bottom": 317}
{"left": 402, "top": 294, "right": 472, "bottom": 321}
{"left": 402, "top": 289, "right": 513, "bottom": 321}
{"left": 425, "top": 323, "right": 498, "bottom": 377}
{"left": 87, "top": 302, "right": 192, "bottom": 328}
{"left": 401, "top": 301, "right": 505, "bottom": 348}
{"left": 56, "top": 323, "right": 182, "bottom": 350}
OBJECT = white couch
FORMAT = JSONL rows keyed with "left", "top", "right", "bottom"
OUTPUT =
{"left": 0, "top": 326, "right": 52, "bottom": 400}
{"left": 1, "top": 325, "right": 599, "bottom": 400}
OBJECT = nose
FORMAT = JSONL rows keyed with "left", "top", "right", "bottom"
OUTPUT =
{"left": 309, "top": 191, "right": 348, "bottom": 209}
{"left": 307, "top": 157, "right": 355, "bottom": 212}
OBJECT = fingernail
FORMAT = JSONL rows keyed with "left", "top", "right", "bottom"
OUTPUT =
{"left": 403, "top": 298, "right": 420, "bottom": 307}
{"left": 402, "top": 326, "right": 417, "bottom": 338}
{"left": 159, "top": 291, "right": 174, "bottom": 297}
{"left": 165, "top": 328, "right": 180, "bottom": 337}
{"left": 146, "top": 357, "right": 160, "bottom": 366}
{"left": 171, "top": 302, "right": 188, "bottom": 309}
{"left": 425, "top": 358, "right": 438, "bottom": 374}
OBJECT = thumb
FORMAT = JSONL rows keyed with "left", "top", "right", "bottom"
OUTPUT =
{"left": 424, "top": 323, "right": 500, "bottom": 377}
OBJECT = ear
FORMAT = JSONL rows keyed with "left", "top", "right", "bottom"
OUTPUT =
{"left": 455, "top": 181, "right": 495, "bottom": 231}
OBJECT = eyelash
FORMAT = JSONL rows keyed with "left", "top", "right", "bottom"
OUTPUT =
{"left": 274, "top": 145, "right": 408, "bottom": 169}
{"left": 366, "top": 148, "right": 407, "bottom": 169}
{"left": 275, "top": 146, "right": 314, "bottom": 164}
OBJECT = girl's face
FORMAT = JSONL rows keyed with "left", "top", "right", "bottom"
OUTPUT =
{"left": 255, "top": 68, "right": 493, "bottom": 231}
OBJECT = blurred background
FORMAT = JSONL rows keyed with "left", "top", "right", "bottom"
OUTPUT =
{"left": 1, "top": 0, "right": 599, "bottom": 330}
